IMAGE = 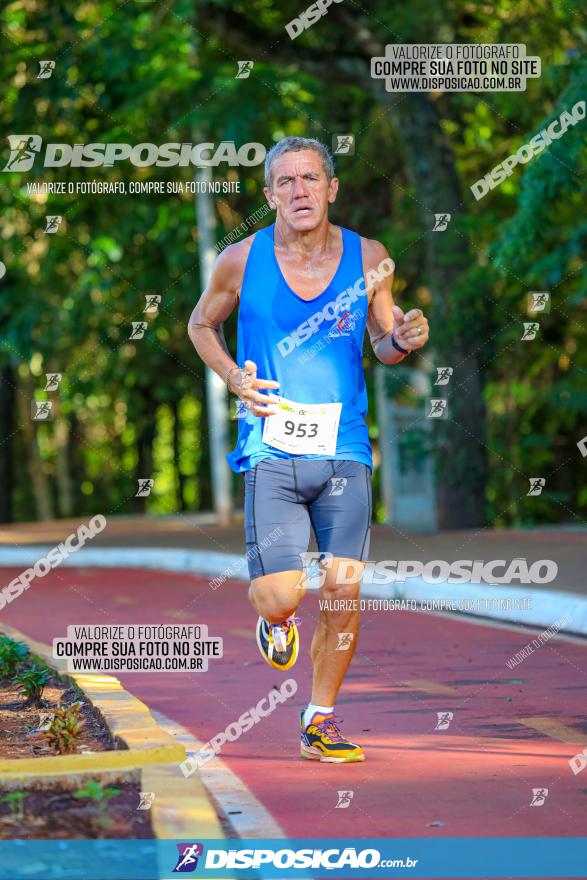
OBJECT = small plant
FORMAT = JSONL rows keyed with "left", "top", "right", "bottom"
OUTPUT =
{"left": 0, "top": 637, "right": 29, "bottom": 678}
{"left": 73, "top": 780, "right": 120, "bottom": 827}
{"left": 0, "top": 792, "right": 26, "bottom": 818}
{"left": 47, "top": 703, "right": 83, "bottom": 753}
{"left": 13, "top": 665, "right": 49, "bottom": 705}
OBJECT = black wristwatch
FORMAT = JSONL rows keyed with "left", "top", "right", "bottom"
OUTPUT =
{"left": 391, "top": 333, "right": 410, "bottom": 355}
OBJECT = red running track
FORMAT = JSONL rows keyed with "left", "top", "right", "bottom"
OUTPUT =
{"left": 1, "top": 565, "right": 586, "bottom": 864}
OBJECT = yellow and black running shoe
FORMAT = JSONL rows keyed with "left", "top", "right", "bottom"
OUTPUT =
{"left": 300, "top": 710, "right": 365, "bottom": 763}
{"left": 255, "top": 616, "right": 300, "bottom": 671}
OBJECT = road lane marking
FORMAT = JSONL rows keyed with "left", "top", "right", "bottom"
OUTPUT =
{"left": 398, "top": 679, "right": 459, "bottom": 695}
{"left": 518, "top": 716, "right": 587, "bottom": 744}
{"left": 152, "top": 708, "right": 285, "bottom": 838}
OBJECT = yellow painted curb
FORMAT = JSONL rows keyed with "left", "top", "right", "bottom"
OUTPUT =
{"left": 1, "top": 623, "right": 181, "bottom": 755}
{"left": 0, "top": 623, "right": 224, "bottom": 839}
{"left": 142, "top": 764, "right": 223, "bottom": 839}
{"left": 0, "top": 744, "right": 185, "bottom": 776}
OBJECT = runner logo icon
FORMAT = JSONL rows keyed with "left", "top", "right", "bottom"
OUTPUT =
{"left": 3, "top": 135, "right": 42, "bottom": 172}
{"left": 173, "top": 843, "right": 204, "bottom": 873}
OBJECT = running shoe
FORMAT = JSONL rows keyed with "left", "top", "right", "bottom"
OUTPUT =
{"left": 256, "top": 616, "right": 299, "bottom": 670}
{"left": 300, "top": 710, "right": 365, "bottom": 763}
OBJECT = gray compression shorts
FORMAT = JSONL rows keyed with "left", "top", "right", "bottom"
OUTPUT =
{"left": 243, "top": 458, "right": 372, "bottom": 580}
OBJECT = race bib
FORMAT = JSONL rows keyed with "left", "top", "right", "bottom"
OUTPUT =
{"left": 262, "top": 397, "right": 342, "bottom": 456}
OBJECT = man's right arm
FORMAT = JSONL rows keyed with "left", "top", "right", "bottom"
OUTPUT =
{"left": 187, "top": 237, "right": 280, "bottom": 416}
{"left": 187, "top": 240, "right": 248, "bottom": 386}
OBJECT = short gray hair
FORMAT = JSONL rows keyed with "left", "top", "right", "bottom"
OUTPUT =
{"left": 264, "top": 136, "right": 334, "bottom": 188}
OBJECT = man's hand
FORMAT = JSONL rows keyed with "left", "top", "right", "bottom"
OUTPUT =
{"left": 228, "top": 360, "right": 281, "bottom": 418}
{"left": 392, "top": 305, "right": 430, "bottom": 351}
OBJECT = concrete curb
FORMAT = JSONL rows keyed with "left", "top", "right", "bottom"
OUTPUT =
{"left": 0, "top": 624, "right": 223, "bottom": 839}
{"left": 1, "top": 546, "right": 586, "bottom": 637}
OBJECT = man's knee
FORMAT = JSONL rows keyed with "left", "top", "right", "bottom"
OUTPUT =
{"left": 322, "top": 557, "right": 365, "bottom": 591}
{"left": 319, "top": 579, "right": 361, "bottom": 628}
{"left": 249, "top": 571, "right": 304, "bottom": 622}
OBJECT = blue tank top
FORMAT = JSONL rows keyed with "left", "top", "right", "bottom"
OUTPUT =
{"left": 226, "top": 223, "right": 373, "bottom": 473}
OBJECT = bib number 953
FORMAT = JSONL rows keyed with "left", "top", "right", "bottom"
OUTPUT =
{"left": 284, "top": 420, "right": 318, "bottom": 439}
{"left": 262, "top": 397, "right": 342, "bottom": 456}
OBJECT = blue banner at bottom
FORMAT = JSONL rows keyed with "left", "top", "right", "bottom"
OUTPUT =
{"left": 0, "top": 838, "right": 585, "bottom": 879}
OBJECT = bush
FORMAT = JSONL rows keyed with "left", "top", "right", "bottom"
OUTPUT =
{"left": 0, "top": 636, "right": 29, "bottom": 678}
{"left": 47, "top": 703, "right": 83, "bottom": 753}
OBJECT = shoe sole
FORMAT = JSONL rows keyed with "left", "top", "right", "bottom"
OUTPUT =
{"left": 255, "top": 618, "right": 299, "bottom": 671}
{"left": 300, "top": 743, "right": 365, "bottom": 763}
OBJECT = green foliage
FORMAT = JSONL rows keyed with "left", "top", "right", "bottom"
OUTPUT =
{"left": 46, "top": 702, "right": 83, "bottom": 753}
{"left": 0, "top": 792, "right": 26, "bottom": 818}
{"left": 13, "top": 665, "right": 49, "bottom": 705}
{"left": 0, "top": 637, "right": 29, "bottom": 678}
{"left": 74, "top": 780, "right": 120, "bottom": 827}
{"left": 0, "top": 0, "right": 584, "bottom": 527}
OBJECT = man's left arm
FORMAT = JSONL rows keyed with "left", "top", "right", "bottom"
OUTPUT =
{"left": 362, "top": 238, "right": 430, "bottom": 364}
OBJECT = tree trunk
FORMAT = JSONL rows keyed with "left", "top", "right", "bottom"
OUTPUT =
{"left": 17, "top": 373, "right": 55, "bottom": 521}
{"left": 0, "top": 364, "right": 16, "bottom": 523}
{"left": 390, "top": 94, "right": 488, "bottom": 528}
{"left": 171, "top": 398, "right": 187, "bottom": 512}
{"left": 52, "top": 393, "right": 75, "bottom": 518}
{"left": 134, "top": 415, "right": 156, "bottom": 513}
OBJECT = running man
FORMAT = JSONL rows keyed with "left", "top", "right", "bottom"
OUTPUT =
{"left": 188, "top": 136, "right": 430, "bottom": 763}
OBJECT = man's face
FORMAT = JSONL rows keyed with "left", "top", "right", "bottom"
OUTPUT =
{"left": 264, "top": 149, "right": 338, "bottom": 231}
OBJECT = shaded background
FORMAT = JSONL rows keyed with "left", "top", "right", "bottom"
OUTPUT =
{"left": 0, "top": 0, "right": 585, "bottom": 530}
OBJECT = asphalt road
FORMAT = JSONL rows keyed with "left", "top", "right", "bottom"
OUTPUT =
{"left": 2, "top": 561, "right": 586, "bottom": 856}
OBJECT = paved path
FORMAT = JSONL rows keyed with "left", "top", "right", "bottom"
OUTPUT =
{"left": 2, "top": 516, "right": 585, "bottom": 596}
{"left": 1, "top": 561, "right": 586, "bottom": 858}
